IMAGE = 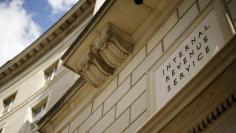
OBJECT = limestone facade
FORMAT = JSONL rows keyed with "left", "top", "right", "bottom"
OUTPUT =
{"left": 0, "top": 0, "right": 95, "bottom": 132}
{"left": 0, "top": 0, "right": 236, "bottom": 133}
{"left": 38, "top": 0, "right": 236, "bottom": 132}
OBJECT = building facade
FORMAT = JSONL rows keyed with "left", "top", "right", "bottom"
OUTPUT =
{"left": 0, "top": 0, "right": 236, "bottom": 133}
{"left": 0, "top": 0, "right": 96, "bottom": 132}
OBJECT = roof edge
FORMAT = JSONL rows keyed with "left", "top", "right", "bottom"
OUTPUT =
{"left": 0, "top": 0, "right": 95, "bottom": 89}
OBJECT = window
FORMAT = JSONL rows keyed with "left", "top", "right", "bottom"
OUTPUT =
{"left": 3, "top": 92, "right": 17, "bottom": 114}
{"left": 31, "top": 98, "right": 48, "bottom": 122}
{"left": 44, "top": 61, "right": 59, "bottom": 83}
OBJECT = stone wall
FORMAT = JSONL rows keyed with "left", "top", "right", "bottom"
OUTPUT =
{"left": 58, "top": 0, "right": 235, "bottom": 133}
{"left": 224, "top": 0, "right": 236, "bottom": 27}
{"left": 0, "top": 19, "right": 83, "bottom": 133}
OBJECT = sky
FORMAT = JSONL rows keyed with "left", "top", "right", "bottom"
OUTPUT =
{"left": 0, "top": 0, "right": 79, "bottom": 67}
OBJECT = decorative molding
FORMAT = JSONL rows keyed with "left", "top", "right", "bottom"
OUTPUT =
{"left": 0, "top": 69, "right": 67, "bottom": 122}
{"left": 189, "top": 93, "right": 236, "bottom": 133}
{"left": 37, "top": 78, "right": 87, "bottom": 133}
{"left": 0, "top": 0, "right": 95, "bottom": 89}
{"left": 79, "top": 23, "right": 133, "bottom": 87}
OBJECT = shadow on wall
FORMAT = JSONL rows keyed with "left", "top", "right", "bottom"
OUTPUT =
{"left": 18, "top": 120, "right": 39, "bottom": 133}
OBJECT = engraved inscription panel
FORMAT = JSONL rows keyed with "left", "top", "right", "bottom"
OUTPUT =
{"left": 154, "top": 9, "right": 228, "bottom": 112}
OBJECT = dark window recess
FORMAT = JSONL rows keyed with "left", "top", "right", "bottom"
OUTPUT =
{"left": 31, "top": 97, "right": 48, "bottom": 122}
{"left": 3, "top": 92, "right": 17, "bottom": 114}
{"left": 44, "top": 61, "right": 59, "bottom": 83}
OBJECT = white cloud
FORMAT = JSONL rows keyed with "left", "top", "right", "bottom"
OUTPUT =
{"left": 47, "top": 0, "right": 79, "bottom": 14}
{"left": 0, "top": 0, "right": 41, "bottom": 66}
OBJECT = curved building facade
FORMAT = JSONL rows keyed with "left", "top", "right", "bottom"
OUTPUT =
{"left": 0, "top": 0, "right": 236, "bottom": 133}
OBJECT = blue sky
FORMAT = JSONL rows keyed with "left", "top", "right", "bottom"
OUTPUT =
{"left": 23, "top": 0, "right": 57, "bottom": 32}
{"left": 0, "top": 0, "right": 79, "bottom": 66}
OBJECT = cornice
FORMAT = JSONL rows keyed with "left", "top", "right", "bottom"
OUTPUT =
{"left": 189, "top": 93, "right": 236, "bottom": 133}
{"left": 62, "top": 0, "right": 115, "bottom": 62}
{"left": 0, "top": 0, "right": 95, "bottom": 89}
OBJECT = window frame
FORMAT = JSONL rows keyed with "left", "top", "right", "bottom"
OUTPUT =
{"left": 2, "top": 92, "right": 17, "bottom": 114}
{"left": 31, "top": 97, "right": 48, "bottom": 122}
{"left": 44, "top": 61, "right": 59, "bottom": 83}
